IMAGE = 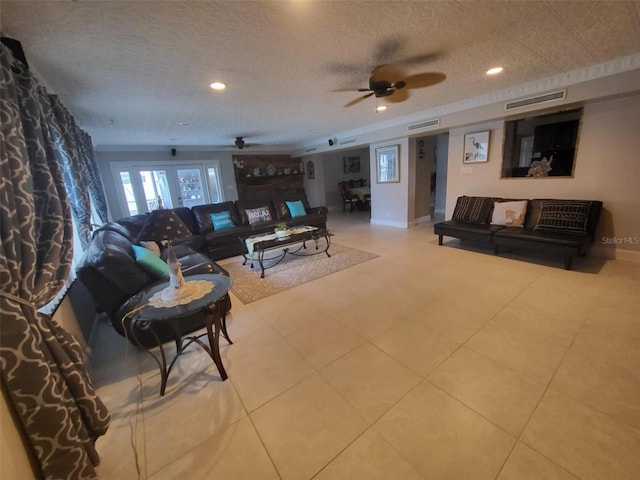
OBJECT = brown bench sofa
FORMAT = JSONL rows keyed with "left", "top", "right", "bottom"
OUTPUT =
{"left": 434, "top": 196, "right": 603, "bottom": 269}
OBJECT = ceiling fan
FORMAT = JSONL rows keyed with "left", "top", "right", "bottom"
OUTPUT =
{"left": 342, "top": 65, "right": 446, "bottom": 108}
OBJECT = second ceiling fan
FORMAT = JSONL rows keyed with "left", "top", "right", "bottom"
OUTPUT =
{"left": 343, "top": 65, "right": 446, "bottom": 108}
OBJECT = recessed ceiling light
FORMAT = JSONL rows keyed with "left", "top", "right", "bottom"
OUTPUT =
{"left": 376, "top": 105, "right": 387, "bottom": 112}
{"left": 486, "top": 67, "right": 504, "bottom": 75}
{"left": 209, "top": 82, "right": 226, "bottom": 90}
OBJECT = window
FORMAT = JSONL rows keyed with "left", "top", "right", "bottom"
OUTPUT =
{"left": 502, "top": 108, "right": 582, "bottom": 178}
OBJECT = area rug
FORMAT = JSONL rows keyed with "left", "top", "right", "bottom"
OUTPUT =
{"left": 223, "top": 243, "right": 379, "bottom": 304}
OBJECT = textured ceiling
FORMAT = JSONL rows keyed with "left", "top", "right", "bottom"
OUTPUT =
{"left": 2, "top": 1, "right": 640, "bottom": 150}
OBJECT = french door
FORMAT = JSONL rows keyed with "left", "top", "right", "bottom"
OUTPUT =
{"left": 112, "top": 163, "right": 220, "bottom": 217}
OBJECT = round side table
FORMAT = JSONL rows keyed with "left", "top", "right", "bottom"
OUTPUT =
{"left": 122, "top": 273, "right": 233, "bottom": 396}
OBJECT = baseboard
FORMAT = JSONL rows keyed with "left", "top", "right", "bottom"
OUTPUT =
{"left": 413, "top": 215, "right": 431, "bottom": 225}
{"left": 370, "top": 218, "right": 409, "bottom": 228}
{"left": 592, "top": 245, "right": 640, "bottom": 264}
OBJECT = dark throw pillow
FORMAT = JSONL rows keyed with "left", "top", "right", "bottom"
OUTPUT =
{"left": 451, "top": 196, "right": 494, "bottom": 224}
{"left": 534, "top": 200, "right": 591, "bottom": 235}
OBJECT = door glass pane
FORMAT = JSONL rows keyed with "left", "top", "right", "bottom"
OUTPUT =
{"left": 119, "top": 171, "right": 138, "bottom": 215}
{"left": 177, "top": 168, "right": 205, "bottom": 208}
{"left": 207, "top": 166, "right": 223, "bottom": 203}
{"left": 140, "top": 170, "right": 173, "bottom": 210}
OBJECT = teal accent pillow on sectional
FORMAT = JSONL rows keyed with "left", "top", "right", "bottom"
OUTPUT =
{"left": 210, "top": 211, "right": 235, "bottom": 231}
{"left": 132, "top": 245, "right": 170, "bottom": 278}
{"left": 286, "top": 200, "right": 306, "bottom": 218}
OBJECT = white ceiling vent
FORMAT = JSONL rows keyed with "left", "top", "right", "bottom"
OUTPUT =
{"left": 408, "top": 118, "right": 440, "bottom": 131}
{"left": 505, "top": 90, "right": 566, "bottom": 111}
{"left": 339, "top": 138, "right": 356, "bottom": 146}
{"left": 304, "top": 147, "right": 318, "bottom": 153}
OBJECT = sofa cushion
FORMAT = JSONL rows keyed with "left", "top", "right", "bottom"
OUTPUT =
{"left": 533, "top": 200, "right": 592, "bottom": 235}
{"left": 286, "top": 200, "right": 307, "bottom": 218}
{"left": 210, "top": 211, "right": 235, "bottom": 231}
{"left": 452, "top": 196, "right": 496, "bottom": 224}
{"left": 132, "top": 245, "right": 170, "bottom": 278}
{"left": 139, "top": 240, "right": 161, "bottom": 256}
{"left": 491, "top": 200, "right": 528, "bottom": 227}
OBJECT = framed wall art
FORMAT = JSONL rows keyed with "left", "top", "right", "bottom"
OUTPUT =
{"left": 306, "top": 160, "right": 315, "bottom": 180}
{"left": 376, "top": 145, "right": 400, "bottom": 183}
{"left": 343, "top": 156, "right": 361, "bottom": 173}
{"left": 463, "top": 131, "right": 490, "bottom": 163}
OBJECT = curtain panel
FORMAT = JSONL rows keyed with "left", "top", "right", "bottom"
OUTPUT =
{"left": 1, "top": 43, "right": 109, "bottom": 479}
{"left": 77, "top": 127, "right": 109, "bottom": 223}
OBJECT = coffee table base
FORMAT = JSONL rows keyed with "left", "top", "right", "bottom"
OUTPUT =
{"left": 243, "top": 231, "right": 331, "bottom": 278}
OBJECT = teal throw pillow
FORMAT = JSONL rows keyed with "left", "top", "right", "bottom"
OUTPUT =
{"left": 210, "top": 211, "right": 235, "bottom": 231}
{"left": 132, "top": 245, "right": 170, "bottom": 278}
{"left": 286, "top": 200, "right": 306, "bottom": 218}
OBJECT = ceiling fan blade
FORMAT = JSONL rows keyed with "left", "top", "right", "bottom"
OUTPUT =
{"left": 403, "top": 72, "right": 447, "bottom": 89}
{"left": 344, "top": 92, "right": 374, "bottom": 108}
{"left": 395, "top": 52, "right": 442, "bottom": 67}
{"left": 370, "top": 64, "right": 404, "bottom": 84}
{"left": 326, "top": 62, "right": 364, "bottom": 75}
{"left": 386, "top": 88, "right": 410, "bottom": 103}
{"left": 372, "top": 37, "right": 404, "bottom": 65}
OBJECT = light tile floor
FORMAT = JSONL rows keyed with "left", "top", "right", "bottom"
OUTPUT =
{"left": 93, "top": 212, "right": 640, "bottom": 479}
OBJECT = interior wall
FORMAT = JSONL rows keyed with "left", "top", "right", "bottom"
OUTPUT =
{"left": 370, "top": 137, "right": 410, "bottom": 228}
{"left": 96, "top": 149, "right": 269, "bottom": 219}
{"left": 435, "top": 133, "right": 449, "bottom": 215}
{"left": 302, "top": 154, "right": 326, "bottom": 208}
{"left": 318, "top": 146, "right": 371, "bottom": 211}
{"left": 445, "top": 94, "right": 640, "bottom": 260}
{"left": 415, "top": 135, "right": 436, "bottom": 220}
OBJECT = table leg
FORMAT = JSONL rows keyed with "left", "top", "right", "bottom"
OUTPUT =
{"left": 259, "top": 249, "right": 265, "bottom": 278}
{"left": 204, "top": 303, "right": 228, "bottom": 381}
{"left": 129, "top": 319, "right": 171, "bottom": 396}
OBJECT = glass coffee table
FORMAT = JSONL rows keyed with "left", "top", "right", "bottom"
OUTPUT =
{"left": 122, "top": 273, "right": 232, "bottom": 396}
{"left": 241, "top": 226, "right": 331, "bottom": 278}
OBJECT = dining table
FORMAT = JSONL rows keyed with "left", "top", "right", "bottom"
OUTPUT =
{"left": 350, "top": 186, "right": 370, "bottom": 202}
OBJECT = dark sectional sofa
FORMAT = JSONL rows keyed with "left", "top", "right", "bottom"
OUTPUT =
{"left": 434, "top": 196, "right": 603, "bottom": 269}
{"left": 78, "top": 192, "right": 327, "bottom": 345}
{"left": 191, "top": 193, "right": 328, "bottom": 260}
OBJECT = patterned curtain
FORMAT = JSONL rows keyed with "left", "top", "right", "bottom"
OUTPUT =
{"left": 77, "top": 127, "right": 109, "bottom": 223}
{"left": 47, "top": 94, "right": 94, "bottom": 248}
{"left": 0, "top": 43, "right": 109, "bottom": 479}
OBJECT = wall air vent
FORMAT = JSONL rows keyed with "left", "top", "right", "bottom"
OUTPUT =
{"left": 304, "top": 147, "right": 318, "bottom": 153}
{"left": 505, "top": 90, "right": 566, "bottom": 111}
{"left": 339, "top": 138, "right": 356, "bottom": 146}
{"left": 407, "top": 118, "right": 440, "bottom": 131}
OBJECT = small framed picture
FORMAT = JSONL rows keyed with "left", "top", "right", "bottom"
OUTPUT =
{"left": 376, "top": 145, "right": 400, "bottom": 183}
{"left": 463, "top": 131, "right": 490, "bottom": 163}
{"left": 306, "top": 160, "right": 315, "bottom": 180}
